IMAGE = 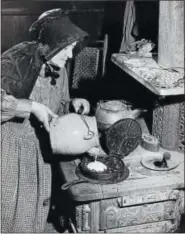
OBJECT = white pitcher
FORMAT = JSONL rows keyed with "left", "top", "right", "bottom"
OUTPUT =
{"left": 49, "top": 113, "right": 100, "bottom": 155}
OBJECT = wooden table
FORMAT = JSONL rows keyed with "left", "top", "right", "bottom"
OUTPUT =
{"left": 59, "top": 146, "right": 184, "bottom": 233}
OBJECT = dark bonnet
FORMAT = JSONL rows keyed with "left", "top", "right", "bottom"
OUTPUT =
{"left": 29, "top": 8, "right": 89, "bottom": 60}
{"left": 1, "top": 9, "right": 89, "bottom": 99}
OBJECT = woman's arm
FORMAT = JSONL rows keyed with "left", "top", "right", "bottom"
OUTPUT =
{"left": 1, "top": 89, "right": 32, "bottom": 122}
{"left": 1, "top": 89, "right": 57, "bottom": 132}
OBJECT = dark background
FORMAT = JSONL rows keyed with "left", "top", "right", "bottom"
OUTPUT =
{"left": 1, "top": 0, "right": 160, "bottom": 127}
{"left": 1, "top": 0, "right": 159, "bottom": 126}
{"left": 1, "top": 0, "right": 159, "bottom": 53}
{"left": 2, "top": 2, "right": 185, "bottom": 232}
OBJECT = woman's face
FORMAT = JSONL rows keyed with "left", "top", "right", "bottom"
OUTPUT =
{"left": 50, "top": 41, "right": 77, "bottom": 68}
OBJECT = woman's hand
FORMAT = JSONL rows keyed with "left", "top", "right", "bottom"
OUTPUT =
{"left": 71, "top": 98, "right": 90, "bottom": 114}
{"left": 31, "top": 101, "right": 58, "bottom": 132}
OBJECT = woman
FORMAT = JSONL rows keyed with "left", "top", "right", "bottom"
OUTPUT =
{"left": 1, "top": 9, "right": 90, "bottom": 232}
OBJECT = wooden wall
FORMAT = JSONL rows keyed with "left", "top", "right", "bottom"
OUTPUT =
{"left": 1, "top": 0, "right": 105, "bottom": 52}
{"left": 1, "top": 0, "right": 160, "bottom": 118}
{"left": 158, "top": 1, "right": 184, "bottom": 68}
{"left": 2, "top": 1, "right": 159, "bottom": 54}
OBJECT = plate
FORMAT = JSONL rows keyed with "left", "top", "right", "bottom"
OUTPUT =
{"left": 141, "top": 154, "right": 180, "bottom": 171}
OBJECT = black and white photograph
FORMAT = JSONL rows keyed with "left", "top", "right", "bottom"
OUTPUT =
{"left": 1, "top": 0, "right": 184, "bottom": 233}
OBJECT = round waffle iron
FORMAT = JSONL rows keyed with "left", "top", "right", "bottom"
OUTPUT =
{"left": 105, "top": 118, "right": 142, "bottom": 157}
{"left": 62, "top": 118, "right": 141, "bottom": 190}
{"left": 61, "top": 155, "right": 129, "bottom": 190}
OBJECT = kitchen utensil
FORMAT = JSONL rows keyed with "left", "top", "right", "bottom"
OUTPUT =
{"left": 61, "top": 155, "right": 129, "bottom": 190}
{"left": 141, "top": 133, "right": 160, "bottom": 152}
{"left": 105, "top": 118, "right": 142, "bottom": 157}
{"left": 95, "top": 100, "right": 143, "bottom": 131}
{"left": 49, "top": 113, "right": 100, "bottom": 155}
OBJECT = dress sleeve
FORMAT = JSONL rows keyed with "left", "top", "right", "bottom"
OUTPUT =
{"left": 1, "top": 89, "right": 32, "bottom": 123}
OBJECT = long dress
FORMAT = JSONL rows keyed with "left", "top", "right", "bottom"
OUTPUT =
{"left": 1, "top": 66, "right": 70, "bottom": 232}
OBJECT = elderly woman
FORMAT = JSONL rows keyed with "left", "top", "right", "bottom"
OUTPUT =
{"left": 1, "top": 9, "right": 90, "bottom": 232}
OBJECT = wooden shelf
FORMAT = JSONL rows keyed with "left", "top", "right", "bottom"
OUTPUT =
{"left": 111, "top": 53, "right": 184, "bottom": 97}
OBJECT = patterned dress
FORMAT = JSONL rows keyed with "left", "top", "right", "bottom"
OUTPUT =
{"left": 1, "top": 67, "right": 70, "bottom": 232}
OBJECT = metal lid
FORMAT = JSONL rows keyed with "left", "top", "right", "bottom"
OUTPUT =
{"left": 105, "top": 118, "right": 142, "bottom": 157}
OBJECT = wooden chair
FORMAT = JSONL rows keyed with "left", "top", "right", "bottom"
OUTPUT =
{"left": 70, "top": 34, "right": 108, "bottom": 99}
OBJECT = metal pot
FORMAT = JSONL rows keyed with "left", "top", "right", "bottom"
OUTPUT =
{"left": 95, "top": 100, "right": 143, "bottom": 130}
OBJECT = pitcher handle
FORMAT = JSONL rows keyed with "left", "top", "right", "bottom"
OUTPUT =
{"left": 80, "top": 115, "right": 95, "bottom": 140}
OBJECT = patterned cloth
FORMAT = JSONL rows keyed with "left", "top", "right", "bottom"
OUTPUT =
{"left": 72, "top": 47, "right": 100, "bottom": 90}
{"left": 1, "top": 9, "right": 88, "bottom": 232}
{"left": 1, "top": 68, "right": 70, "bottom": 232}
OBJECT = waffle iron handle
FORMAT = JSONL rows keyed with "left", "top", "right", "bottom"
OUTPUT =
{"left": 61, "top": 179, "right": 89, "bottom": 190}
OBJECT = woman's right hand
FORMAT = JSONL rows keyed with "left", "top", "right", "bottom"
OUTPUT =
{"left": 31, "top": 101, "right": 58, "bottom": 132}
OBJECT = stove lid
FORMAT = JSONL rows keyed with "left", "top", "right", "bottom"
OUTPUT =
{"left": 105, "top": 118, "right": 142, "bottom": 157}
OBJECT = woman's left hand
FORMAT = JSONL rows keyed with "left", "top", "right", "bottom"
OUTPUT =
{"left": 71, "top": 98, "right": 90, "bottom": 114}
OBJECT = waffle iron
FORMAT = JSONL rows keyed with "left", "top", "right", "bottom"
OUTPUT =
{"left": 61, "top": 118, "right": 142, "bottom": 190}
{"left": 105, "top": 118, "right": 142, "bottom": 157}
{"left": 61, "top": 155, "right": 129, "bottom": 190}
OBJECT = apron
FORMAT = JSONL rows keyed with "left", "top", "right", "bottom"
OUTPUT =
{"left": 1, "top": 68, "right": 70, "bottom": 232}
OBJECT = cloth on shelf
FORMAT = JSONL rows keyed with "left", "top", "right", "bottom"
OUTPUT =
{"left": 119, "top": 1, "right": 138, "bottom": 53}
